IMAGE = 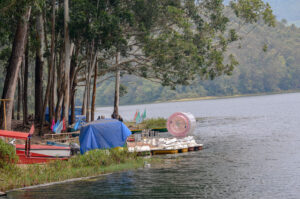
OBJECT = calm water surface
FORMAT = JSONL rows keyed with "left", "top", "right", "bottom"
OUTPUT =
{"left": 7, "top": 93, "right": 300, "bottom": 198}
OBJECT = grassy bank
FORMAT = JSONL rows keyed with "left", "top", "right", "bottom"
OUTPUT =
{"left": 125, "top": 118, "right": 167, "bottom": 130}
{"left": 0, "top": 146, "right": 149, "bottom": 192}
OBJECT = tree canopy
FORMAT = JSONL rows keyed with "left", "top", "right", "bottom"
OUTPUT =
{"left": 0, "top": 0, "right": 276, "bottom": 129}
{"left": 92, "top": 18, "right": 300, "bottom": 105}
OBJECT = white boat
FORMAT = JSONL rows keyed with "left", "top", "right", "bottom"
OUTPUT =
{"left": 16, "top": 144, "right": 71, "bottom": 158}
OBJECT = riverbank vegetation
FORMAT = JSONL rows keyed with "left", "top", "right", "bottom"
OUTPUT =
{"left": 126, "top": 118, "right": 167, "bottom": 130}
{"left": 142, "top": 118, "right": 167, "bottom": 129}
{"left": 0, "top": 139, "right": 148, "bottom": 192}
{"left": 0, "top": 0, "right": 275, "bottom": 133}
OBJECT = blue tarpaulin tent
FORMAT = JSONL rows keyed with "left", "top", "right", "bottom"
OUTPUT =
{"left": 79, "top": 119, "right": 132, "bottom": 154}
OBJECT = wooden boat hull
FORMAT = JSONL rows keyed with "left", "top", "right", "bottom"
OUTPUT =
{"left": 188, "top": 147, "right": 195, "bottom": 151}
{"left": 16, "top": 150, "right": 68, "bottom": 164}
{"left": 152, "top": 149, "right": 178, "bottom": 155}
{"left": 194, "top": 145, "right": 203, "bottom": 151}
{"left": 178, "top": 148, "right": 188, "bottom": 153}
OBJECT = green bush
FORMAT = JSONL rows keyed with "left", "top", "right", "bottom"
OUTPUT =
{"left": 0, "top": 139, "right": 18, "bottom": 168}
{"left": 142, "top": 118, "right": 167, "bottom": 129}
{"left": 67, "top": 148, "right": 137, "bottom": 168}
{"left": 68, "top": 149, "right": 112, "bottom": 168}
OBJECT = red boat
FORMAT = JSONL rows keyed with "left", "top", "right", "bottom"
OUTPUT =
{"left": 0, "top": 126, "right": 70, "bottom": 164}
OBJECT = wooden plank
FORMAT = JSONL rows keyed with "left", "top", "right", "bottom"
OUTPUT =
{"left": 44, "top": 132, "right": 79, "bottom": 137}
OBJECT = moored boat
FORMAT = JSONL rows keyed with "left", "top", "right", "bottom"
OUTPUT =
{"left": 152, "top": 149, "right": 178, "bottom": 155}
{"left": 0, "top": 126, "right": 70, "bottom": 164}
{"left": 16, "top": 144, "right": 71, "bottom": 158}
{"left": 178, "top": 148, "right": 189, "bottom": 153}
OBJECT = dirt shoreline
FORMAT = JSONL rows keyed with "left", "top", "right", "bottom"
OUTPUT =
{"left": 157, "top": 90, "right": 300, "bottom": 104}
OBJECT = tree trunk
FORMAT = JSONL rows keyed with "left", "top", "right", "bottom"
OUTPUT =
{"left": 0, "top": 7, "right": 31, "bottom": 130}
{"left": 55, "top": 93, "right": 64, "bottom": 122}
{"left": 70, "top": 88, "right": 76, "bottom": 124}
{"left": 85, "top": 76, "right": 91, "bottom": 122}
{"left": 86, "top": 78, "right": 91, "bottom": 122}
{"left": 49, "top": 0, "right": 56, "bottom": 124}
{"left": 112, "top": 53, "right": 120, "bottom": 119}
{"left": 91, "top": 60, "right": 98, "bottom": 121}
{"left": 40, "top": 0, "right": 56, "bottom": 130}
{"left": 69, "top": 46, "right": 79, "bottom": 124}
{"left": 51, "top": 51, "right": 58, "bottom": 122}
{"left": 12, "top": 104, "right": 15, "bottom": 120}
{"left": 85, "top": 46, "right": 97, "bottom": 122}
{"left": 55, "top": 48, "right": 64, "bottom": 122}
{"left": 81, "top": 85, "right": 87, "bottom": 115}
{"left": 17, "top": 76, "right": 21, "bottom": 120}
{"left": 63, "top": 0, "right": 71, "bottom": 128}
{"left": 35, "top": 13, "right": 45, "bottom": 124}
{"left": 23, "top": 41, "right": 29, "bottom": 125}
{"left": 85, "top": 48, "right": 92, "bottom": 122}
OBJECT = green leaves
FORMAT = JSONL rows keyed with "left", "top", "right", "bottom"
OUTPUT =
{"left": 230, "top": 0, "right": 276, "bottom": 26}
{"left": 0, "top": 139, "right": 19, "bottom": 169}
{"left": 62, "top": 0, "right": 276, "bottom": 89}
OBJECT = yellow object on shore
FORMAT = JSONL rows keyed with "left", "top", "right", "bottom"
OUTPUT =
{"left": 152, "top": 149, "right": 178, "bottom": 155}
{"left": 181, "top": 148, "right": 188, "bottom": 153}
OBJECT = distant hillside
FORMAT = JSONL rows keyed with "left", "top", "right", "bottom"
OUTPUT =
{"left": 224, "top": 0, "right": 300, "bottom": 26}
{"left": 87, "top": 14, "right": 300, "bottom": 106}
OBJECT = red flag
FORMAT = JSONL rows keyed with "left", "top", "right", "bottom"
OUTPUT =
{"left": 29, "top": 125, "right": 35, "bottom": 135}
{"left": 133, "top": 110, "right": 138, "bottom": 121}
{"left": 51, "top": 119, "right": 55, "bottom": 131}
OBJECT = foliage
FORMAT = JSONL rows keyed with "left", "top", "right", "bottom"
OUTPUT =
{"left": 0, "top": 0, "right": 277, "bottom": 125}
{"left": 90, "top": 16, "right": 300, "bottom": 106}
{"left": 0, "top": 139, "right": 18, "bottom": 169}
{"left": 0, "top": 148, "right": 146, "bottom": 192}
{"left": 141, "top": 118, "right": 167, "bottom": 129}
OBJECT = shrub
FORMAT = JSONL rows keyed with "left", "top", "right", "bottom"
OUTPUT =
{"left": 142, "top": 118, "right": 167, "bottom": 129}
{"left": 67, "top": 148, "right": 139, "bottom": 168}
{"left": 0, "top": 139, "right": 18, "bottom": 169}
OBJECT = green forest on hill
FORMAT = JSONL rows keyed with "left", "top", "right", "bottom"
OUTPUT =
{"left": 90, "top": 16, "right": 300, "bottom": 105}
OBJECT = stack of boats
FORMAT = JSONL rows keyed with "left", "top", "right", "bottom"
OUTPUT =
{"left": 128, "top": 112, "right": 203, "bottom": 155}
{"left": 127, "top": 136, "right": 203, "bottom": 155}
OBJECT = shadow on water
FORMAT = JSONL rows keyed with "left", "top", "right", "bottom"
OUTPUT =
{"left": 6, "top": 93, "right": 300, "bottom": 198}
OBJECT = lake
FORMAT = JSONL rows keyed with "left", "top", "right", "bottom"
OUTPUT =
{"left": 6, "top": 93, "right": 300, "bottom": 198}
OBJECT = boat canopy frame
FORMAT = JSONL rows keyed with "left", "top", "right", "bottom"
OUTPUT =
{"left": 0, "top": 125, "right": 34, "bottom": 157}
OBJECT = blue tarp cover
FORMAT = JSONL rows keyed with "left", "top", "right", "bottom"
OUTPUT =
{"left": 79, "top": 119, "right": 132, "bottom": 154}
